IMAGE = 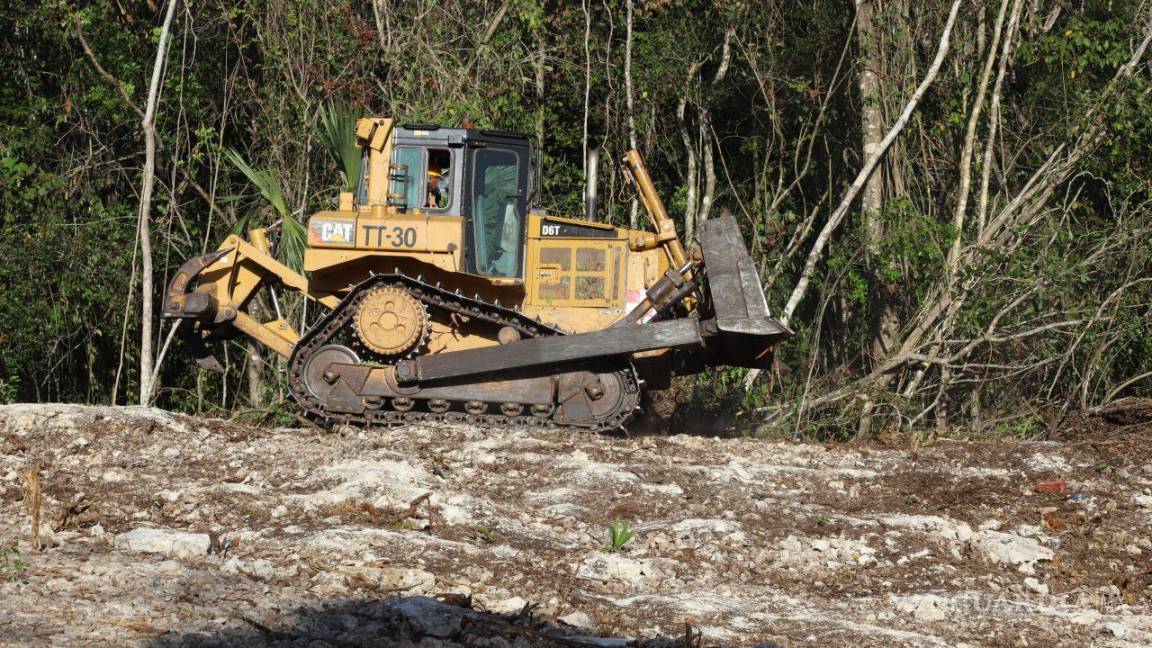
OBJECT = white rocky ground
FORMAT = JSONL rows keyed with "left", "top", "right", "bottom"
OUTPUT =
{"left": 1, "top": 404, "right": 1151, "bottom": 647}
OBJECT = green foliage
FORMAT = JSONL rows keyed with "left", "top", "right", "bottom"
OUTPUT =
{"left": 872, "top": 197, "right": 953, "bottom": 291}
{"left": 603, "top": 520, "right": 636, "bottom": 553}
{"left": 1, "top": 544, "right": 25, "bottom": 581}
{"left": 1020, "top": 14, "right": 1132, "bottom": 80}
{"left": 991, "top": 416, "right": 1041, "bottom": 441}
{"left": 223, "top": 148, "right": 306, "bottom": 271}
{"left": 0, "top": 376, "right": 16, "bottom": 404}
{"left": 224, "top": 149, "right": 290, "bottom": 219}
{"left": 316, "top": 102, "right": 362, "bottom": 193}
{"left": 277, "top": 214, "right": 309, "bottom": 275}
{"left": 0, "top": 151, "right": 135, "bottom": 402}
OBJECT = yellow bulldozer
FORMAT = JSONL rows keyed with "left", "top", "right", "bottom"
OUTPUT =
{"left": 163, "top": 118, "right": 790, "bottom": 431}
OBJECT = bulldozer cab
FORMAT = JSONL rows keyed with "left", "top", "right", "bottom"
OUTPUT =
{"left": 356, "top": 124, "right": 531, "bottom": 280}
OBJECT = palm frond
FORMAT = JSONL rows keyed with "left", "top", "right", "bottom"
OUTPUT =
{"left": 224, "top": 148, "right": 306, "bottom": 271}
{"left": 277, "top": 214, "right": 308, "bottom": 273}
{"left": 228, "top": 213, "right": 251, "bottom": 237}
{"left": 224, "top": 148, "right": 290, "bottom": 219}
{"left": 316, "top": 102, "right": 361, "bottom": 193}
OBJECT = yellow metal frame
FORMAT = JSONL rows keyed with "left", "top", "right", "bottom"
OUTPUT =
{"left": 197, "top": 234, "right": 341, "bottom": 310}
{"left": 190, "top": 232, "right": 343, "bottom": 358}
{"left": 180, "top": 113, "right": 695, "bottom": 364}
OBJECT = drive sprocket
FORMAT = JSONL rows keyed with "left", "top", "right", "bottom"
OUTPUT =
{"left": 354, "top": 285, "right": 428, "bottom": 357}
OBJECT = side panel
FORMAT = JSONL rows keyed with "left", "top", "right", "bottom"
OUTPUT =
{"left": 307, "top": 210, "right": 463, "bottom": 254}
{"left": 624, "top": 249, "right": 665, "bottom": 318}
{"left": 524, "top": 238, "right": 626, "bottom": 310}
{"left": 355, "top": 214, "right": 461, "bottom": 252}
{"left": 523, "top": 213, "right": 629, "bottom": 312}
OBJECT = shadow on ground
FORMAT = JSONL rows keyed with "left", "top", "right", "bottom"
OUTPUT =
{"left": 146, "top": 595, "right": 694, "bottom": 647}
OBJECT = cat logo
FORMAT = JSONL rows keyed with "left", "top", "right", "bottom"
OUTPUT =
{"left": 310, "top": 218, "right": 355, "bottom": 246}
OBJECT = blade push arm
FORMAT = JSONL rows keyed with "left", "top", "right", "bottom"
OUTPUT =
{"left": 162, "top": 228, "right": 342, "bottom": 360}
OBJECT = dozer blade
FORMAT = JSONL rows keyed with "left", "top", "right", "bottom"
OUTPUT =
{"left": 699, "top": 214, "right": 791, "bottom": 367}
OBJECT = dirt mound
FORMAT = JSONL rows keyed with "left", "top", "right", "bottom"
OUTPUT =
{"left": 2, "top": 404, "right": 1151, "bottom": 646}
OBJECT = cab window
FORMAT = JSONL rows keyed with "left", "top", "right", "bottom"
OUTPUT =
{"left": 471, "top": 149, "right": 523, "bottom": 277}
{"left": 426, "top": 149, "right": 452, "bottom": 210}
{"left": 389, "top": 147, "right": 453, "bottom": 211}
{"left": 390, "top": 147, "right": 423, "bottom": 209}
{"left": 355, "top": 148, "right": 370, "bottom": 206}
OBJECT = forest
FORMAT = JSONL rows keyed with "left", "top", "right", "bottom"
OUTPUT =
{"left": 1, "top": 0, "right": 1150, "bottom": 440}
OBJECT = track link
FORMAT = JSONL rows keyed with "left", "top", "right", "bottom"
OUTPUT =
{"left": 287, "top": 273, "right": 640, "bottom": 432}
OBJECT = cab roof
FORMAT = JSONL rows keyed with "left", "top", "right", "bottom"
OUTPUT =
{"left": 394, "top": 124, "right": 530, "bottom": 148}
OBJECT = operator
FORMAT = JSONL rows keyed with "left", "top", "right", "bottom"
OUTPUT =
{"left": 426, "top": 169, "right": 449, "bottom": 209}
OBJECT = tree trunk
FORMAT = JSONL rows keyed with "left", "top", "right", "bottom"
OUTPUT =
{"left": 535, "top": 33, "right": 546, "bottom": 156}
{"left": 246, "top": 342, "right": 264, "bottom": 407}
{"left": 371, "top": 0, "right": 390, "bottom": 52}
{"left": 856, "top": 0, "right": 883, "bottom": 233}
{"left": 950, "top": 0, "right": 1012, "bottom": 268}
{"left": 856, "top": 0, "right": 899, "bottom": 365}
{"left": 696, "top": 114, "right": 714, "bottom": 242}
{"left": 677, "top": 62, "right": 702, "bottom": 241}
{"left": 624, "top": 0, "right": 639, "bottom": 228}
{"left": 581, "top": 0, "right": 592, "bottom": 182}
{"left": 137, "top": 0, "right": 179, "bottom": 405}
{"left": 742, "top": 0, "right": 963, "bottom": 394}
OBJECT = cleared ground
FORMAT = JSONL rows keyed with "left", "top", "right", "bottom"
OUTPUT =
{"left": 1, "top": 404, "right": 1151, "bottom": 647}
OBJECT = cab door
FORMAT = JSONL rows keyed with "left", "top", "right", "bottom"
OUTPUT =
{"left": 464, "top": 140, "right": 529, "bottom": 279}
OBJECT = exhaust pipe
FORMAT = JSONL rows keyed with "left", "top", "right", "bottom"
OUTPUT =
{"left": 585, "top": 146, "right": 599, "bottom": 221}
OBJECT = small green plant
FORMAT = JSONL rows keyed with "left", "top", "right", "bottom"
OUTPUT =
{"left": 474, "top": 525, "right": 494, "bottom": 543}
{"left": 815, "top": 514, "right": 830, "bottom": 525}
{"left": 259, "top": 399, "right": 306, "bottom": 427}
{"left": 603, "top": 520, "right": 635, "bottom": 553}
{"left": 992, "top": 415, "right": 1041, "bottom": 440}
{"left": 2, "top": 545, "right": 25, "bottom": 581}
{"left": 0, "top": 376, "right": 16, "bottom": 404}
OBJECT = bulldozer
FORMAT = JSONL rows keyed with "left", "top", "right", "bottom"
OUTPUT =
{"left": 163, "top": 118, "right": 791, "bottom": 431}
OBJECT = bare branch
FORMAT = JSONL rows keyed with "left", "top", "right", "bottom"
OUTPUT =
{"left": 782, "top": 0, "right": 963, "bottom": 325}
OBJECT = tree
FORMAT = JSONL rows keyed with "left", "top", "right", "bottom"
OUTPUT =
{"left": 137, "top": 0, "right": 179, "bottom": 405}
{"left": 1, "top": 0, "right": 1149, "bottom": 439}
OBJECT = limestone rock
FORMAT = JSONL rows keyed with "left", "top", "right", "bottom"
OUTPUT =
{"left": 116, "top": 527, "right": 210, "bottom": 560}
{"left": 576, "top": 551, "right": 659, "bottom": 586}
{"left": 560, "top": 610, "right": 598, "bottom": 631}
{"left": 970, "top": 530, "right": 1053, "bottom": 574}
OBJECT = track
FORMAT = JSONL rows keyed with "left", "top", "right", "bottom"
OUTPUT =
{"left": 286, "top": 273, "right": 641, "bottom": 432}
